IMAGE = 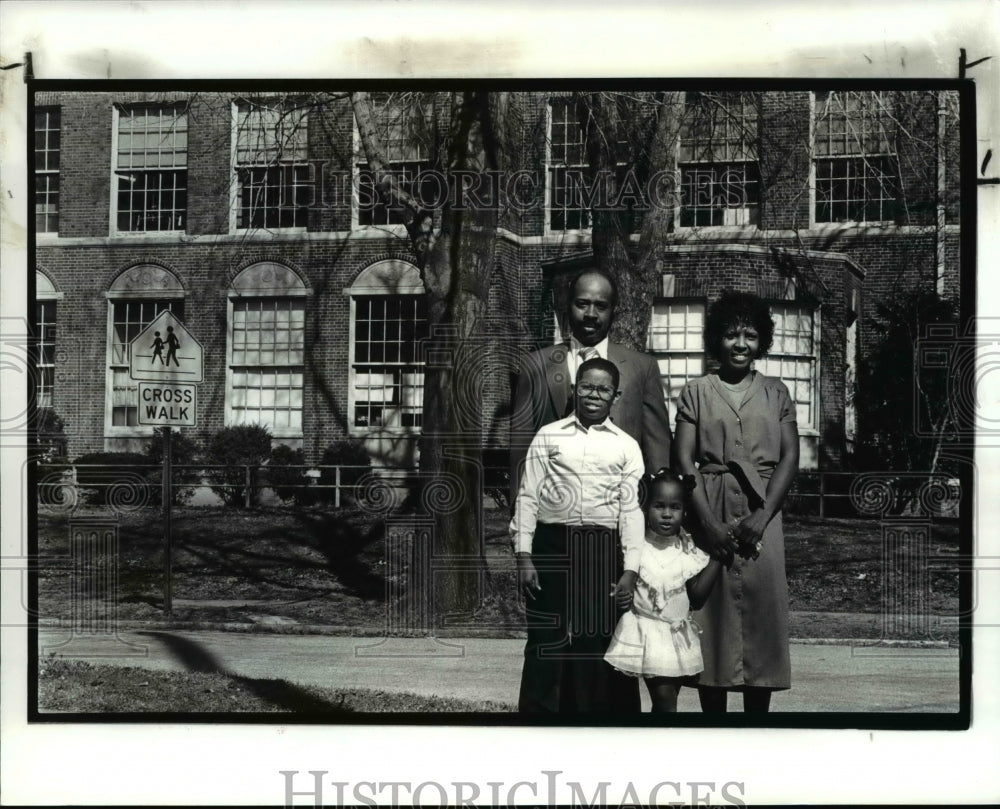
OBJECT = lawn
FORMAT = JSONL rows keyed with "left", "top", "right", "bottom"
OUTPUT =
{"left": 38, "top": 656, "right": 513, "bottom": 713}
{"left": 36, "top": 504, "right": 960, "bottom": 634}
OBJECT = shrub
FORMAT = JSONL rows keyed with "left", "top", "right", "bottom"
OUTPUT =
{"left": 267, "top": 444, "right": 311, "bottom": 505}
{"left": 35, "top": 408, "right": 68, "bottom": 463}
{"left": 144, "top": 429, "right": 202, "bottom": 506}
{"left": 204, "top": 424, "right": 273, "bottom": 506}
{"left": 72, "top": 451, "right": 151, "bottom": 506}
{"left": 317, "top": 439, "right": 372, "bottom": 504}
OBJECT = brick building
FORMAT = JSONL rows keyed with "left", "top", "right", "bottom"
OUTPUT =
{"left": 32, "top": 87, "right": 963, "bottom": 472}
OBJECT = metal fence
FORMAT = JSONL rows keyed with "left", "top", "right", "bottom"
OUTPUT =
{"left": 36, "top": 464, "right": 961, "bottom": 519}
{"left": 37, "top": 463, "right": 381, "bottom": 509}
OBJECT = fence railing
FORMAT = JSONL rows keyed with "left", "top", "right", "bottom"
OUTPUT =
{"left": 37, "top": 463, "right": 385, "bottom": 509}
{"left": 784, "top": 471, "right": 961, "bottom": 520}
{"left": 36, "top": 464, "right": 961, "bottom": 519}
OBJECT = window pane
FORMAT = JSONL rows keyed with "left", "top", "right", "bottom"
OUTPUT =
{"left": 648, "top": 301, "right": 707, "bottom": 431}
{"left": 352, "top": 294, "right": 428, "bottom": 431}
{"left": 757, "top": 303, "right": 817, "bottom": 429}
{"left": 229, "top": 297, "right": 305, "bottom": 434}
{"left": 34, "top": 109, "right": 60, "bottom": 232}
{"left": 679, "top": 161, "right": 760, "bottom": 227}
{"left": 235, "top": 100, "right": 310, "bottom": 229}
{"left": 35, "top": 301, "right": 56, "bottom": 408}
{"left": 813, "top": 92, "right": 897, "bottom": 223}
{"left": 115, "top": 106, "right": 187, "bottom": 233}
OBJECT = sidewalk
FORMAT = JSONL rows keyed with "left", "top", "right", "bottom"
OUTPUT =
{"left": 37, "top": 626, "right": 962, "bottom": 713}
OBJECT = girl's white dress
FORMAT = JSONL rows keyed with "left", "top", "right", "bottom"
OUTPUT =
{"left": 605, "top": 528, "right": 710, "bottom": 678}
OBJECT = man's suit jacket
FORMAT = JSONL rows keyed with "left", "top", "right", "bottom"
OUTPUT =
{"left": 509, "top": 341, "right": 673, "bottom": 502}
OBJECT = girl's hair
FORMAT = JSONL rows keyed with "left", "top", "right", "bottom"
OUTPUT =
{"left": 704, "top": 290, "right": 775, "bottom": 360}
{"left": 640, "top": 467, "right": 696, "bottom": 509}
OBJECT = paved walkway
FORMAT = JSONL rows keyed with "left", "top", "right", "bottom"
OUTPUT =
{"left": 39, "top": 627, "right": 961, "bottom": 713}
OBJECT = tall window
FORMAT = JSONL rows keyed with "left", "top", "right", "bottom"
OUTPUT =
{"left": 756, "top": 303, "right": 818, "bottom": 430}
{"left": 347, "top": 260, "right": 427, "bottom": 433}
{"left": 814, "top": 91, "right": 897, "bottom": 223}
{"left": 647, "top": 300, "right": 706, "bottom": 429}
{"left": 548, "top": 99, "right": 591, "bottom": 231}
{"left": 109, "top": 299, "right": 183, "bottom": 427}
{"left": 352, "top": 296, "right": 428, "bottom": 428}
{"left": 36, "top": 300, "right": 56, "bottom": 409}
{"left": 35, "top": 109, "right": 60, "bottom": 233}
{"left": 115, "top": 105, "right": 188, "bottom": 232}
{"left": 357, "top": 94, "right": 434, "bottom": 226}
{"left": 679, "top": 92, "right": 760, "bottom": 227}
{"left": 226, "top": 263, "right": 307, "bottom": 438}
{"left": 230, "top": 300, "right": 305, "bottom": 433}
{"left": 547, "top": 99, "right": 636, "bottom": 233}
{"left": 235, "top": 99, "right": 310, "bottom": 229}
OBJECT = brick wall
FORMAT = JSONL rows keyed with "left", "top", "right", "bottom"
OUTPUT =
{"left": 34, "top": 88, "right": 964, "bottom": 471}
{"left": 186, "top": 94, "right": 232, "bottom": 236}
{"left": 52, "top": 92, "right": 114, "bottom": 237}
{"left": 759, "top": 92, "right": 812, "bottom": 229}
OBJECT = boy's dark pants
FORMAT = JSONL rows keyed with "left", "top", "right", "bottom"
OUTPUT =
{"left": 518, "top": 522, "right": 641, "bottom": 713}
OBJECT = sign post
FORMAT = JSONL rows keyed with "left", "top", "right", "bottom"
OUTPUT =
{"left": 162, "top": 426, "right": 173, "bottom": 613}
{"left": 129, "top": 311, "right": 203, "bottom": 615}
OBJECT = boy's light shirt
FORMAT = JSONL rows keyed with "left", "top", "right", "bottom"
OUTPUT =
{"left": 510, "top": 412, "right": 644, "bottom": 572}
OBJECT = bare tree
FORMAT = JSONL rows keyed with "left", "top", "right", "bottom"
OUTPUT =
{"left": 351, "top": 90, "right": 513, "bottom": 616}
{"left": 573, "top": 91, "right": 685, "bottom": 350}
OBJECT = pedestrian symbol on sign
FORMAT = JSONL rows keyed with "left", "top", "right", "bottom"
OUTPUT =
{"left": 151, "top": 332, "right": 165, "bottom": 365}
{"left": 164, "top": 326, "right": 180, "bottom": 367}
{"left": 129, "top": 311, "right": 203, "bottom": 384}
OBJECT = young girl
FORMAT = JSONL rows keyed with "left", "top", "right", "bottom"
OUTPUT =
{"left": 604, "top": 470, "right": 723, "bottom": 712}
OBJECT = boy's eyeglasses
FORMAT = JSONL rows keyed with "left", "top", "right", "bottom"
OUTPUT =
{"left": 576, "top": 383, "right": 616, "bottom": 399}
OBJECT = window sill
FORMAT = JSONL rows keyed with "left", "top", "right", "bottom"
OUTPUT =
{"left": 111, "top": 230, "right": 189, "bottom": 238}
{"left": 674, "top": 223, "right": 761, "bottom": 234}
{"left": 348, "top": 427, "right": 422, "bottom": 438}
{"left": 233, "top": 227, "right": 309, "bottom": 236}
{"left": 349, "top": 223, "right": 410, "bottom": 237}
{"left": 807, "top": 220, "right": 898, "bottom": 231}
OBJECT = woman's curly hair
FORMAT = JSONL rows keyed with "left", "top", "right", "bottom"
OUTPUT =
{"left": 703, "top": 290, "right": 775, "bottom": 360}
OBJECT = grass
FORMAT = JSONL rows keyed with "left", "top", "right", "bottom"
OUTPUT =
{"left": 36, "top": 504, "right": 961, "bottom": 633}
{"left": 38, "top": 656, "right": 515, "bottom": 713}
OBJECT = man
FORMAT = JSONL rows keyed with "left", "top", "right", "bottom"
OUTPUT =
{"left": 511, "top": 357, "right": 644, "bottom": 712}
{"left": 509, "top": 269, "right": 673, "bottom": 502}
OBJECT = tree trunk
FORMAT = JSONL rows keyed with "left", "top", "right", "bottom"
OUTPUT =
{"left": 579, "top": 92, "right": 683, "bottom": 351}
{"left": 351, "top": 91, "right": 502, "bottom": 619}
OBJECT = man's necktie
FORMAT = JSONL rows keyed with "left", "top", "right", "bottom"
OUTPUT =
{"left": 565, "top": 347, "right": 598, "bottom": 416}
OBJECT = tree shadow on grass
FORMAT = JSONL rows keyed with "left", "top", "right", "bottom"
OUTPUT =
{"left": 287, "top": 511, "right": 389, "bottom": 600}
{"left": 170, "top": 508, "right": 390, "bottom": 601}
{"left": 134, "top": 630, "right": 355, "bottom": 714}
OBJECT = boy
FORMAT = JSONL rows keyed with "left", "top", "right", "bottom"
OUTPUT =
{"left": 511, "top": 357, "right": 644, "bottom": 713}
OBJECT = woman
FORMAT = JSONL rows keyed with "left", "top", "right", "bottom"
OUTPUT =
{"left": 673, "top": 291, "right": 799, "bottom": 713}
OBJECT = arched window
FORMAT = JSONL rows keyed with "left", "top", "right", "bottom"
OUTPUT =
{"left": 346, "top": 260, "right": 427, "bottom": 432}
{"left": 106, "top": 264, "right": 185, "bottom": 433}
{"left": 226, "top": 262, "right": 308, "bottom": 438}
